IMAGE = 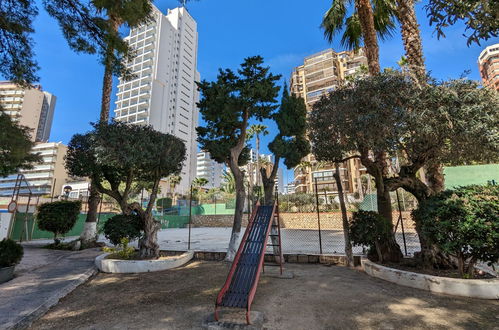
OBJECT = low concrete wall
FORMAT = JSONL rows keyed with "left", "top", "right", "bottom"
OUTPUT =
{"left": 363, "top": 259, "right": 499, "bottom": 300}
{"left": 95, "top": 251, "right": 194, "bottom": 273}
{"left": 191, "top": 214, "right": 247, "bottom": 228}
{"left": 190, "top": 212, "right": 415, "bottom": 231}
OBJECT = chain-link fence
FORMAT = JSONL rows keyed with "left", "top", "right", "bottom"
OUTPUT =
{"left": 159, "top": 186, "right": 421, "bottom": 257}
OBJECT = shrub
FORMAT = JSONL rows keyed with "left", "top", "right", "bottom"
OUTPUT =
{"left": 413, "top": 185, "right": 499, "bottom": 278}
{"left": 349, "top": 210, "right": 392, "bottom": 261}
{"left": 37, "top": 201, "right": 81, "bottom": 244}
{"left": 103, "top": 214, "right": 142, "bottom": 246}
{"left": 0, "top": 238, "right": 24, "bottom": 268}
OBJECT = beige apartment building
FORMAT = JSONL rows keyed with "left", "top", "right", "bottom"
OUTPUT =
{"left": 290, "top": 48, "right": 368, "bottom": 196}
{"left": 478, "top": 43, "right": 499, "bottom": 91}
{"left": 0, "top": 142, "right": 69, "bottom": 197}
{"left": 0, "top": 81, "right": 56, "bottom": 142}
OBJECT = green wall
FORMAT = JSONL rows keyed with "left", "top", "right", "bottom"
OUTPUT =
{"left": 9, "top": 213, "right": 116, "bottom": 241}
{"left": 9, "top": 212, "right": 191, "bottom": 241}
{"left": 178, "top": 203, "right": 235, "bottom": 216}
{"left": 444, "top": 164, "right": 499, "bottom": 189}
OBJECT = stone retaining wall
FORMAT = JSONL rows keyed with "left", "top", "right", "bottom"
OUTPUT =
{"left": 191, "top": 212, "right": 415, "bottom": 231}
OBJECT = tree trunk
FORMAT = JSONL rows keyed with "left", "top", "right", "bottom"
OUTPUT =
{"left": 256, "top": 135, "right": 260, "bottom": 186}
{"left": 80, "top": 181, "right": 99, "bottom": 244}
{"left": 226, "top": 162, "right": 246, "bottom": 261}
{"left": 99, "top": 17, "right": 119, "bottom": 123}
{"left": 425, "top": 162, "right": 445, "bottom": 193}
{"left": 334, "top": 163, "right": 354, "bottom": 267}
{"left": 355, "top": 0, "right": 380, "bottom": 75}
{"left": 139, "top": 178, "right": 161, "bottom": 259}
{"left": 396, "top": 0, "right": 426, "bottom": 81}
{"left": 82, "top": 17, "right": 120, "bottom": 244}
{"left": 139, "top": 213, "right": 161, "bottom": 259}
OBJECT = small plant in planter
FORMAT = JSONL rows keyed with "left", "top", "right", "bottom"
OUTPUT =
{"left": 413, "top": 185, "right": 499, "bottom": 278}
{"left": 37, "top": 200, "right": 81, "bottom": 246}
{"left": 103, "top": 214, "right": 142, "bottom": 260}
{"left": 0, "top": 238, "right": 24, "bottom": 283}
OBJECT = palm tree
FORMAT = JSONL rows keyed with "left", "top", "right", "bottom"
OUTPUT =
{"left": 92, "top": 0, "right": 153, "bottom": 123}
{"left": 322, "top": 0, "right": 397, "bottom": 75}
{"left": 247, "top": 124, "right": 269, "bottom": 186}
{"left": 221, "top": 170, "right": 236, "bottom": 194}
{"left": 395, "top": 0, "right": 426, "bottom": 82}
{"left": 73, "top": 1, "right": 152, "bottom": 244}
{"left": 322, "top": 0, "right": 404, "bottom": 263}
{"left": 168, "top": 175, "right": 181, "bottom": 204}
{"left": 192, "top": 177, "right": 209, "bottom": 189}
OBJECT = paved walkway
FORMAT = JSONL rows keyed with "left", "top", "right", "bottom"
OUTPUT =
{"left": 0, "top": 246, "right": 101, "bottom": 330}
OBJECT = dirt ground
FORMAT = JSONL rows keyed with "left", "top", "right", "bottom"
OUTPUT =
{"left": 30, "top": 261, "right": 498, "bottom": 330}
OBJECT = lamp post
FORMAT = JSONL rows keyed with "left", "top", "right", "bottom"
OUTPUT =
{"left": 63, "top": 185, "right": 72, "bottom": 200}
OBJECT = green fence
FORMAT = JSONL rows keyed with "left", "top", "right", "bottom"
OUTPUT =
{"left": 9, "top": 213, "right": 116, "bottom": 241}
{"left": 178, "top": 203, "right": 235, "bottom": 216}
{"left": 8, "top": 212, "right": 193, "bottom": 241}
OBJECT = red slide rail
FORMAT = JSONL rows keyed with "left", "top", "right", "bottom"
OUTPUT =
{"left": 214, "top": 202, "right": 260, "bottom": 320}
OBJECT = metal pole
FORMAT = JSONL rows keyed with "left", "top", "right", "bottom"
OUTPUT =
{"left": 396, "top": 189, "right": 408, "bottom": 255}
{"left": 188, "top": 185, "right": 193, "bottom": 250}
{"left": 247, "top": 184, "right": 251, "bottom": 222}
{"left": 21, "top": 194, "right": 32, "bottom": 242}
{"left": 314, "top": 178, "right": 323, "bottom": 254}
{"left": 214, "top": 195, "right": 217, "bottom": 215}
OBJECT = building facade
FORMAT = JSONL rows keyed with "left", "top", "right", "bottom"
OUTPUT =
{"left": 0, "top": 81, "right": 56, "bottom": 142}
{"left": 290, "top": 48, "right": 368, "bottom": 195}
{"left": 478, "top": 43, "right": 499, "bottom": 91}
{"left": 0, "top": 142, "right": 69, "bottom": 196}
{"left": 114, "top": 5, "right": 200, "bottom": 194}
{"left": 196, "top": 151, "right": 224, "bottom": 189}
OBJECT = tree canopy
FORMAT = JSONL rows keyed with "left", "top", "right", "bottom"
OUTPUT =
{"left": 0, "top": 0, "right": 39, "bottom": 85}
{"left": 66, "top": 121, "right": 186, "bottom": 258}
{"left": 426, "top": 0, "right": 499, "bottom": 46}
{"left": 196, "top": 56, "right": 281, "bottom": 166}
{"left": 309, "top": 70, "right": 499, "bottom": 201}
{"left": 0, "top": 111, "right": 41, "bottom": 177}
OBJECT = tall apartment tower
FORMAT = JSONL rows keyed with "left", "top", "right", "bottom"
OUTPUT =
{"left": 290, "top": 48, "right": 367, "bottom": 196}
{"left": 0, "top": 81, "right": 56, "bottom": 142}
{"left": 114, "top": 5, "right": 199, "bottom": 194}
{"left": 196, "top": 151, "right": 224, "bottom": 189}
{"left": 478, "top": 43, "right": 499, "bottom": 91}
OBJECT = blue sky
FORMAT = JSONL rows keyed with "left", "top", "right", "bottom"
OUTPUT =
{"left": 23, "top": 0, "right": 499, "bottom": 185}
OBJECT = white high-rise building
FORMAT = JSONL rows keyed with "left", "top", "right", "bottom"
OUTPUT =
{"left": 114, "top": 5, "right": 199, "bottom": 194}
{"left": 196, "top": 151, "right": 224, "bottom": 189}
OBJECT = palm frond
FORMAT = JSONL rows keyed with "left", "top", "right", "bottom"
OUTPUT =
{"left": 372, "top": 0, "right": 397, "bottom": 42}
{"left": 321, "top": 0, "right": 349, "bottom": 43}
{"left": 341, "top": 14, "right": 363, "bottom": 50}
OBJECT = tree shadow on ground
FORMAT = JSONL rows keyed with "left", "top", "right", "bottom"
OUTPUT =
{"left": 30, "top": 261, "right": 498, "bottom": 330}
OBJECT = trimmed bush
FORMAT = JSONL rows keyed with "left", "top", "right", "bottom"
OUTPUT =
{"left": 37, "top": 200, "right": 81, "bottom": 244}
{"left": 349, "top": 210, "right": 392, "bottom": 261}
{"left": 0, "top": 238, "right": 24, "bottom": 268}
{"left": 103, "top": 214, "right": 142, "bottom": 246}
{"left": 413, "top": 185, "right": 499, "bottom": 278}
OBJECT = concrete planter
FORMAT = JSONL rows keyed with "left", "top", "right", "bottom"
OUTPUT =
{"left": 0, "top": 266, "right": 15, "bottom": 284}
{"left": 95, "top": 251, "right": 194, "bottom": 273}
{"left": 362, "top": 259, "right": 499, "bottom": 300}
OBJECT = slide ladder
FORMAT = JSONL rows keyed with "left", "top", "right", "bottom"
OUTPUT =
{"left": 215, "top": 201, "right": 283, "bottom": 324}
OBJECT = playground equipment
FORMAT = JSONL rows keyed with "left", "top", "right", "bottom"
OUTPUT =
{"left": 214, "top": 201, "right": 283, "bottom": 324}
